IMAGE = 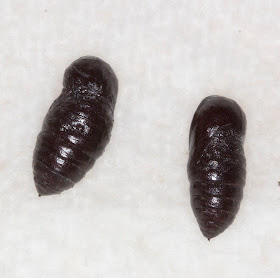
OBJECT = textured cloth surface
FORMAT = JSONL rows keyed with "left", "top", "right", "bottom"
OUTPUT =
{"left": 1, "top": 1, "right": 280, "bottom": 277}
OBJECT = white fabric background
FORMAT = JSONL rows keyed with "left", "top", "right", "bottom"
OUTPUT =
{"left": 1, "top": 0, "right": 280, "bottom": 277}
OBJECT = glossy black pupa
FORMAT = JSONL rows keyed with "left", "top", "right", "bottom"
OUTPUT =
{"left": 33, "top": 56, "right": 118, "bottom": 196}
{"left": 187, "top": 95, "right": 246, "bottom": 240}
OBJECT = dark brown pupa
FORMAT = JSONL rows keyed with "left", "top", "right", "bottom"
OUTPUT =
{"left": 33, "top": 56, "right": 118, "bottom": 196}
{"left": 187, "top": 95, "right": 246, "bottom": 240}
